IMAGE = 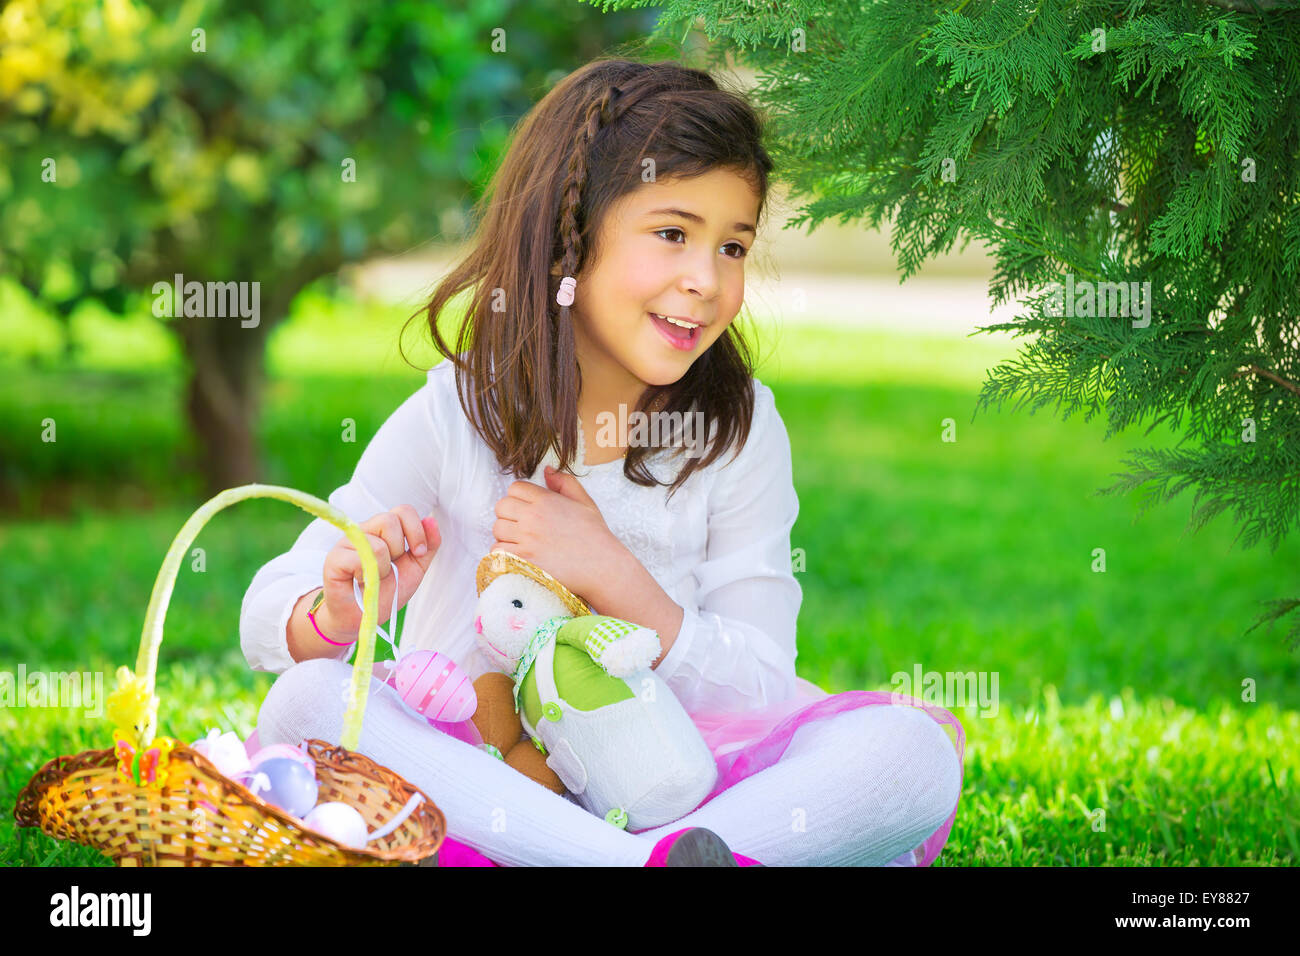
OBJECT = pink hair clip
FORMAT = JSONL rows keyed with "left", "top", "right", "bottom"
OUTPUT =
{"left": 556, "top": 276, "right": 577, "bottom": 307}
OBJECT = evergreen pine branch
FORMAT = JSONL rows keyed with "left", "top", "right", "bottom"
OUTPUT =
{"left": 1201, "top": 0, "right": 1299, "bottom": 12}
{"left": 593, "top": 0, "right": 1300, "bottom": 643}
{"left": 1095, "top": 443, "right": 1299, "bottom": 551}
{"left": 1244, "top": 597, "right": 1300, "bottom": 653}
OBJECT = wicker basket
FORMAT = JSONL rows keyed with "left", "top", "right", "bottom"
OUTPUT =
{"left": 13, "top": 483, "right": 446, "bottom": 866}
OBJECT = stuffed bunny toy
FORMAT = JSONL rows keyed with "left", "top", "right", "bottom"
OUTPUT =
{"left": 473, "top": 550, "right": 718, "bottom": 831}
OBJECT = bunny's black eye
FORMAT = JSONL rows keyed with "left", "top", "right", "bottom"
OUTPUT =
{"left": 512, "top": 599, "right": 523, "bottom": 608}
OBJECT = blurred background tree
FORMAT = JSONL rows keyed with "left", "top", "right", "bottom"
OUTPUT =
{"left": 0, "top": 0, "right": 660, "bottom": 490}
{"left": 601, "top": 0, "right": 1300, "bottom": 641}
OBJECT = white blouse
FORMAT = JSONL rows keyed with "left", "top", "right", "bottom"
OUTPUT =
{"left": 239, "top": 357, "right": 806, "bottom": 715}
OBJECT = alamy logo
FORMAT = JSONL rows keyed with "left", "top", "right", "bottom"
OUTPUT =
{"left": 1043, "top": 273, "right": 1151, "bottom": 328}
{"left": 594, "top": 405, "right": 710, "bottom": 459}
{"left": 151, "top": 273, "right": 260, "bottom": 327}
{"left": 49, "top": 886, "right": 151, "bottom": 935}
{"left": 891, "top": 664, "right": 999, "bottom": 717}
{"left": 0, "top": 666, "right": 103, "bottom": 718}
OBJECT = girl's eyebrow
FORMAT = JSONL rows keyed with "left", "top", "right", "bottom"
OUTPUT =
{"left": 643, "top": 207, "right": 756, "bottom": 236}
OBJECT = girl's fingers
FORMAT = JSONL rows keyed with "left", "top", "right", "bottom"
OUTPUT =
{"left": 324, "top": 540, "right": 396, "bottom": 621}
{"left": 357, "top": 512, "right": 407, "bottom": 561}
{"left": 386, "top": 504, "right": 429, "bottom": 556}
{"left": 493, "top": 496, "right": 523, "bottom": 521}
{"left": 391, "top": 521, "right": 441, "bottom": 596}
{"left": 356, "top": 506, "right": 430, "bottom": 561}
{"left": 327, "top": 535, "right": 393, "bottom": 586}
{"left": 358, "top": 535, "right": 396, "bottom": 583}
{"left": 491, "top": 509, "right": 521, "bottom": 543}
{"left": 405, "top": 516, "right": 440, "bottom": 575}
{"left": 323, "top": 510, "right": 440, "bottom": 628}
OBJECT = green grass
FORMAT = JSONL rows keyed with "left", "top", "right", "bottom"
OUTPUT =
{"left": 2, "top": 284, "right": 1297, "bottom": 866}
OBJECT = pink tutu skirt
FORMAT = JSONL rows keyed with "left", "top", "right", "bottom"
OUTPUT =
{"left": 437, "top": 676, "right": 964, "bottom": 867}
{"left": 262, "top": 668, "right": 965, "bottom": 867}
{"left": 665, "top": 676, "right": 965, "bottom": 866}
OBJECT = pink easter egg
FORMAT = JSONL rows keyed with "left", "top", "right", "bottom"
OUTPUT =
{"left": 394, "top": 651, "right": 477, "bottom": 723}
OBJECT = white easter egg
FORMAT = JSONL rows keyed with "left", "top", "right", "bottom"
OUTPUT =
{"left": 303, "top": 802, "right": 369, "bottom": 849}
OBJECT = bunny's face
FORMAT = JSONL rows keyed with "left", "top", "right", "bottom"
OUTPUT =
{"left": 474, "top": 574, "right": 572, "bottom": 671}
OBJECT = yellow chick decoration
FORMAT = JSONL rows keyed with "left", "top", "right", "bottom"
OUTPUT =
{"left": 105, "top": 665, "right": 158, "bottom": 749}
{"left": 106, "top": 666, "right": 173, "bottom": 788}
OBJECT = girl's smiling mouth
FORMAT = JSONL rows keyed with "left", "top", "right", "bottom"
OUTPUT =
{"left": 649, "top": 312, "right": 700, "bottom": 350}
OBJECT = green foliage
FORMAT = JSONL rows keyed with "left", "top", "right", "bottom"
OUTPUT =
{"left": 600, "top": 0, "right": 1300, "bottom": 642}
{"left": 1, "top": 0, "right": 666, "bottom": 492}
{"left": 0, "top": 0, "right": 661, "bottom": 334}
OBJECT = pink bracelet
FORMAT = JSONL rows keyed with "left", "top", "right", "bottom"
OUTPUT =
{"left": 307, "top": 592, "right": 355, "bottom": 646}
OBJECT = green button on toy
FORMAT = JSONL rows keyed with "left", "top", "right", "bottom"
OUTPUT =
{"left": 605, "top": 808, "right": 628, "bottom": 829}
{"left": 531, "top": 736, "right": 547, "bottom": 755}
{"left": 543, "top": 701, "right": 562, "bottom": 722}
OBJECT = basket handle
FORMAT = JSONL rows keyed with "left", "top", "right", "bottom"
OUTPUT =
{"left": 128, "top": 483, "right": 382, "bottom": 752}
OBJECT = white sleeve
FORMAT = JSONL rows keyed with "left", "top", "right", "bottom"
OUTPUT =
{"left": 238, "top": 364, "right": 454, "bottom": 675}
{"left": 654, "top": 383, "right": 802, "bottom": 713}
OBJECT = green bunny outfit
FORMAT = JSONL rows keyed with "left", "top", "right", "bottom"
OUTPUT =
{"left": 509, "top": 614, "right": 719, "bottom": 831}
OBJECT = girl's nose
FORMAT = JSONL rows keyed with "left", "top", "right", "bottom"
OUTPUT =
{"left": 474, "top": 615, "right": 483, "bottom": 634}
{"left": 508, "top": 616, "right": 525, "bottom": 631}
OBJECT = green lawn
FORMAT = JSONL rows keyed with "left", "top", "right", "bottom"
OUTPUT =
{"left": 2, "top": 284, "right": 1297, "bottom": 865}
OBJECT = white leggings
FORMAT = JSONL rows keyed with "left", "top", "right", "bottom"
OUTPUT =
{"left": 257, "top": 658, "right": 963, "bottom": 866}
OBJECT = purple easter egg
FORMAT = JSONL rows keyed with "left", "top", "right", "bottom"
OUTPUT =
{"left": 394, "top": 650, "right": 477, "bottom": 723}
{"left": 247, "top": 757, "right": 318, "bottom": 817}
{"left": 249, "top": 742, "right": 316, "bottom": 778}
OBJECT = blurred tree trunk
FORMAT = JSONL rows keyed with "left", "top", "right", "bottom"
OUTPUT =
{"left": 164, "top": 252, "right": 339, "bottom": 496}
{"left": 177, "top": 312, "right": 268, "bottom": 494}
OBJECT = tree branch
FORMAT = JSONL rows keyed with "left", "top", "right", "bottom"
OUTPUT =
{"left": 1096, "top": 355, "right": 1299, "bottom": 394}
{"left": 1200, "top": 0, "right": 1296, "bottom": 11}
{"left": 1231, "top": 364, "right": 1300, "bottom": 396}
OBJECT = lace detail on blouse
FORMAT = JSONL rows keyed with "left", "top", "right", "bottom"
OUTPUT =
{"left": 475, "top": 413, "right": 683, "bottom": 595}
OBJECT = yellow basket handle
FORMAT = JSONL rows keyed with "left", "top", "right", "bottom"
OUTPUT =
{"left": 121, "top": 483, "right": 381, "bottom": 752}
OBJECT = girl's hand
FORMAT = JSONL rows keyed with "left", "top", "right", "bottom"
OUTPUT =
{"left": 317, "top": 506, "right": 441, "bottom": 641}
{"left": 491, "top": 465, "right": 628, "bottom": 602}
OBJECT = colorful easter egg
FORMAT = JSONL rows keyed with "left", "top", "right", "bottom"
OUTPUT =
{"left": 247, "top": 757, "right": 318, "bottom": 817}
{"left": 394, "top": 650, "right": 477, "bottom": 723}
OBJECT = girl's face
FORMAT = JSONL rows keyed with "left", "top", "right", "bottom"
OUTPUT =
{"left": 567, "top": 167, "right": 761, "bottom": 404}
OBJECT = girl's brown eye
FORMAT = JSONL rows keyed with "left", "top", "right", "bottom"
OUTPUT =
{"left": 655, "top": 228, "right": 749, "bottom": 259}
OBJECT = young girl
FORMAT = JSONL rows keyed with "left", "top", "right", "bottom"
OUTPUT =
{"left": 240, "top": 57, "right": 964, "bottom": 866}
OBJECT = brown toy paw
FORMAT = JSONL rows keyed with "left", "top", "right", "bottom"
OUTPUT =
{"left": 506, "top": 740, "right": 567, "bottom": 795}
{"left": 471, "top": 672, "right": 523, "bottom": 754}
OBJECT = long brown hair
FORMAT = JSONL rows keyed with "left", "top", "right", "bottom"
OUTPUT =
{"left": 402, "top": 57, "right": 774, "bottom": 502}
